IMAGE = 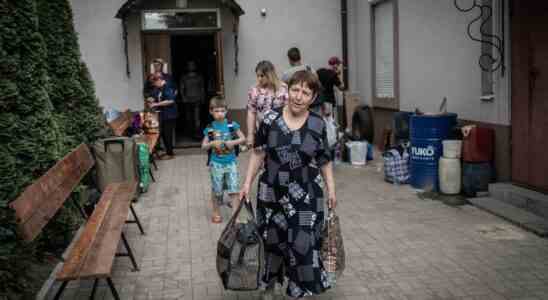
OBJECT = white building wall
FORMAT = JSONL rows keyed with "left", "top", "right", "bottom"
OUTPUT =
{"left": 349, "top": 0, "right": 510, "bottom": 125}
{"left": 226, "top": 0, "right": 343, "bottom": 109}
{"left": 70, "top": 0, "right": 144, "bottom": 111}
{"left": 71, "top": 0, "right": 342, "bottom": 112}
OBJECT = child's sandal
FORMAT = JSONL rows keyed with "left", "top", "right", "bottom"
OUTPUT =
{"left": 211, "top": 215, "right": 222, "bottom": 224}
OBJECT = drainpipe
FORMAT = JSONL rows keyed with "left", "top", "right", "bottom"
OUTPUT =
{"left": 341, "top": 0, "right": 349, "bottom": 128}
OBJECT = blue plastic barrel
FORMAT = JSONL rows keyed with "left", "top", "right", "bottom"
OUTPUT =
{"left": 410, "top": 113, "right": 457, "bottom": 191}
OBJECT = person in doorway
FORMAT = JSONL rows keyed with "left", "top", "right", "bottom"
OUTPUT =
{"left": 240, "top": 70, "right": 337, "bottom": 299}
{"left": 180, "top": 61, "right": 205, "bottom": 139}
{"left": 317, "top": 56, "right": 345, "bottom": 120}
{"left": 280, "top": 47, "right": 315, "bottom": 84}
{"left": 144, "top": 58, "right": 174, "bottom": 97}
{"left": 146, "top": 72, "right": 178, "bottom": 160}
{"left": 246, "top": 60, "right": 288, "bottom": 149}
{"left": 202, "top": 97, "right": 245, "bottom": 223}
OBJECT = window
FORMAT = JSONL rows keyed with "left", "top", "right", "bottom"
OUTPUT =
{"left": 142, "top": 9, "right": 220, "bottom": 31}
{"left": 371, "top": 0, "right": 399, "bottom": 109}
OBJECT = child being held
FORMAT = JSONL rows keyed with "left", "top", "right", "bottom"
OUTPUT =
{"left": 202, "top": 97, "right": 246, "bottom": 223}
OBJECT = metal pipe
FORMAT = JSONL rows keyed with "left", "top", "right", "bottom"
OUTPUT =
{"left": 341, "top": 0, "right": 349, "bottom": 129}
{"left": 341, "top": 0, "right": 349, "bottom": 88}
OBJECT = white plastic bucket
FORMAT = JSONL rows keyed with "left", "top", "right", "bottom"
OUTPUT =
{"left": 439, "top": 157, "right": 461, "bottom": 194}
{"left": 346, "top": 141, "right": 367, "bottom": 166}
{"left": 442, "top": 140, "right": 462, "bottom": 158}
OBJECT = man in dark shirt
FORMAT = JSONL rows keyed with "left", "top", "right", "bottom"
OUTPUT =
{"left": 317, "top": 56, "right": 345, "bottom": 118}
{"left": 147, "top": 73, "right": 178, "bottom": 159}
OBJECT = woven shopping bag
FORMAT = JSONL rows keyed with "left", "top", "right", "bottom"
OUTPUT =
{"left": 321, "top": 208, "right": 345, "bottom": 285}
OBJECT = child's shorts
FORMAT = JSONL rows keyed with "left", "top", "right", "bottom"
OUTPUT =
{"left": 209, "top": 161, "right": 240, "bottom": 197}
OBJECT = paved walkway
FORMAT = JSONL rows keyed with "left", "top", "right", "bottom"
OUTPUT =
{"left": 51, "top": 151, "right": 548, "bottom": 300}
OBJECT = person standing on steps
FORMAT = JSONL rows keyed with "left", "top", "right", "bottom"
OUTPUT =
{"left": 179, "top": 61, "right": 205, "bottom": 140}
{"left": 146, "top": 72, "right": 178, "bottom": 160}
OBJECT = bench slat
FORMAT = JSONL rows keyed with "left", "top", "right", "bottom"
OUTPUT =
{"left": 56, "top": 181, "right": 137, "bottom": 281}
{"left": 78, "top": 181, "right": 137, "bottom": 279}
{"left": 10, "top": 144, "right": 94, "bottom": 241}
{"left": 56, "top": 184, "right": 116, "bottom": 281}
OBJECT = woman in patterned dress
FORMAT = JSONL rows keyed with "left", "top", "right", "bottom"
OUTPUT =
{"left": 240, "top": 70, "right": 337, "bottom": 299}
{"left": 246, "top": 61, "right": 288, "bottom": 149}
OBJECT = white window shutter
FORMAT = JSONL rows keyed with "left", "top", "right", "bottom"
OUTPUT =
{"left": 374, "top": 1, "right": 394, "bottom": 99}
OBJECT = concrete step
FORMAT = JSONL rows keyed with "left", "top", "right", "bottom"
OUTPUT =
{"left": 469, "top": 197, "right": 548, "bottom": 237}
{"left": 489, "top": 183, "right": 548, "bottom": 219}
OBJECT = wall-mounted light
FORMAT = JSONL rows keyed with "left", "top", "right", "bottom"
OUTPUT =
{"left": 260, "top": 8, "right": 267, "bottom": 17}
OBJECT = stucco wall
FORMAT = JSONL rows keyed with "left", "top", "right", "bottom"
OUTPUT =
{"left": 225, "top": 0, "right": 343, "bottom": 109}
{"left": 71, "top": 0, "right": 342, "bottom": 112}
{"left": 348, "top": 0, "right": 510, "bottom": 126}
{"left": 70, "top": 0, "right": 141, "bottom": 110}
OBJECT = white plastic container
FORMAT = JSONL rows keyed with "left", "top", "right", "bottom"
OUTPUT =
{"left": 442, "top": 140, "right": 462, "bottom": 158}
{"left": 346, "top": 141, "right": 368, "bottom": 166}
{"left": 439, "top": 157, "right": 461, "bottom": 194}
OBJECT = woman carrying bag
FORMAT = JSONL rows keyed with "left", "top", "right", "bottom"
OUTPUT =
{"left": 240, "top": 70, "right": 337, "bottom": 299}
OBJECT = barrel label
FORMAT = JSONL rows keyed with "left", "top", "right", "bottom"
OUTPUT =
{"left": 411, "top": 145, "right": 436, "bottom": 161}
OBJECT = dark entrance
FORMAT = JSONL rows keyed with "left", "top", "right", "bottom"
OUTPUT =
{"left": 511, "top": 0, "right": 548, "bottom": 192}
{"left": 171, "top": 34, "right": 218, "bottom": 147}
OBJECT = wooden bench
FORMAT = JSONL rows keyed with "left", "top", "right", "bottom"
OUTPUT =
{"left": 10, "top": 144, "right": 145, "bottom": 300}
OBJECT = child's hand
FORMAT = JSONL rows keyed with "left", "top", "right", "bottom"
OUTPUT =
{"left": 246, "top": 135, "right": 255, "bottom": 149}
{"left": 210, "top": 140, "right": 222, "bottom": 149}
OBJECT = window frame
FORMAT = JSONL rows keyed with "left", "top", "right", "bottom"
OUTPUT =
{"left": 370, "top": 0, "right": 400, "bottom": 110}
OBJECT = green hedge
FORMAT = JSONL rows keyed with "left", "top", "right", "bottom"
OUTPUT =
{"left": 0, "top": 0, "right": 107, "bottom": 298}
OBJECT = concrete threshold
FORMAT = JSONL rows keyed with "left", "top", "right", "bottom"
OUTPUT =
{"left": 469, "top": 197, "right": 548, "bottom": 237}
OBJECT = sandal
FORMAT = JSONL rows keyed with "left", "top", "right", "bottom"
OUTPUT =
{"left": 211, "top": 214, "right": 222, "bottom": 224}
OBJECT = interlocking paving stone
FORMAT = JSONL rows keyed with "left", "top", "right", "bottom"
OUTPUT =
{"left": 45, "top": 151, "right": 548, "bottom": 299}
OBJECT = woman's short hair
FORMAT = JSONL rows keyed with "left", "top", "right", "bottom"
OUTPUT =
{"left": 209, "top": 96, "right": 227, "bottom": 109}
{"left": 255, "top": 60, "right": 281, "bottom": 92}
{"left": 288, "top": 70, "right": 321, "bottom": 96}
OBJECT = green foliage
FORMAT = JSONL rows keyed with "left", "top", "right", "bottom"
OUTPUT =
{"left": 37, "top": 0, "right": 106, "bottom": 151}
{"left": 1, "top": 0, "right": 109, "bottom": 298}
{"left": 0, "top": 0, "right": 62, "bottom": 298}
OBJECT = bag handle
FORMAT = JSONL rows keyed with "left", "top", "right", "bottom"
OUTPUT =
{"left": 225, "top": 197, "right": 256, "bottom": 229}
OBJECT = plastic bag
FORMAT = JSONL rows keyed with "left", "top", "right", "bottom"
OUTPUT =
{"left": 324, "top": 116, "right": 338, "bottom": 148}
{"left": 217, "top": 199, "right": 265, "bottom": 291}
{"left": 321, "top": 209, "right": 345, "bottom": 286}
{"left": 383, "top": 148, "right": 410, "bottom": 184}
{"left": 137, "top": 143, "right": 150, "bottom": 193}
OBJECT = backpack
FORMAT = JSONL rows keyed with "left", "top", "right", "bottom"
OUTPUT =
{"left": 206, "top": 120, "right": 240, "bottom": 166}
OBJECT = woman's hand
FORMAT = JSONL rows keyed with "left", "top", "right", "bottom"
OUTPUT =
{"left": 327, "top": 190, "right": 337, "bottom": 209}
{"left": 239, "top": 182, "right": 251, "bottom": 203}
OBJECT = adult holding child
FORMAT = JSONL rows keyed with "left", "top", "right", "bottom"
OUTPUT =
{"left": 146, "top": 72, "right": 178, "bottom": 160}
{"left": 246, "top": 60, "right": 288, "bottom": 149}
{"left": 240, "top": 70, "right": 337, "bottom": 299}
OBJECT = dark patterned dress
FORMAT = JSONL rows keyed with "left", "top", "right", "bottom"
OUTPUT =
{"left": 254, "top": 109, "right": 332, "bottom": 298}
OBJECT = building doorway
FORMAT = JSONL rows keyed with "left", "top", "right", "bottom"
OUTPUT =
{"left": 171, "top": 34, "right": 217, "bottom": 146}
{"left": 142, "top": 31, "right": 223, "bottom": 148}
{"left": 511, "top": 0, "right": 548, "bottom": 192}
